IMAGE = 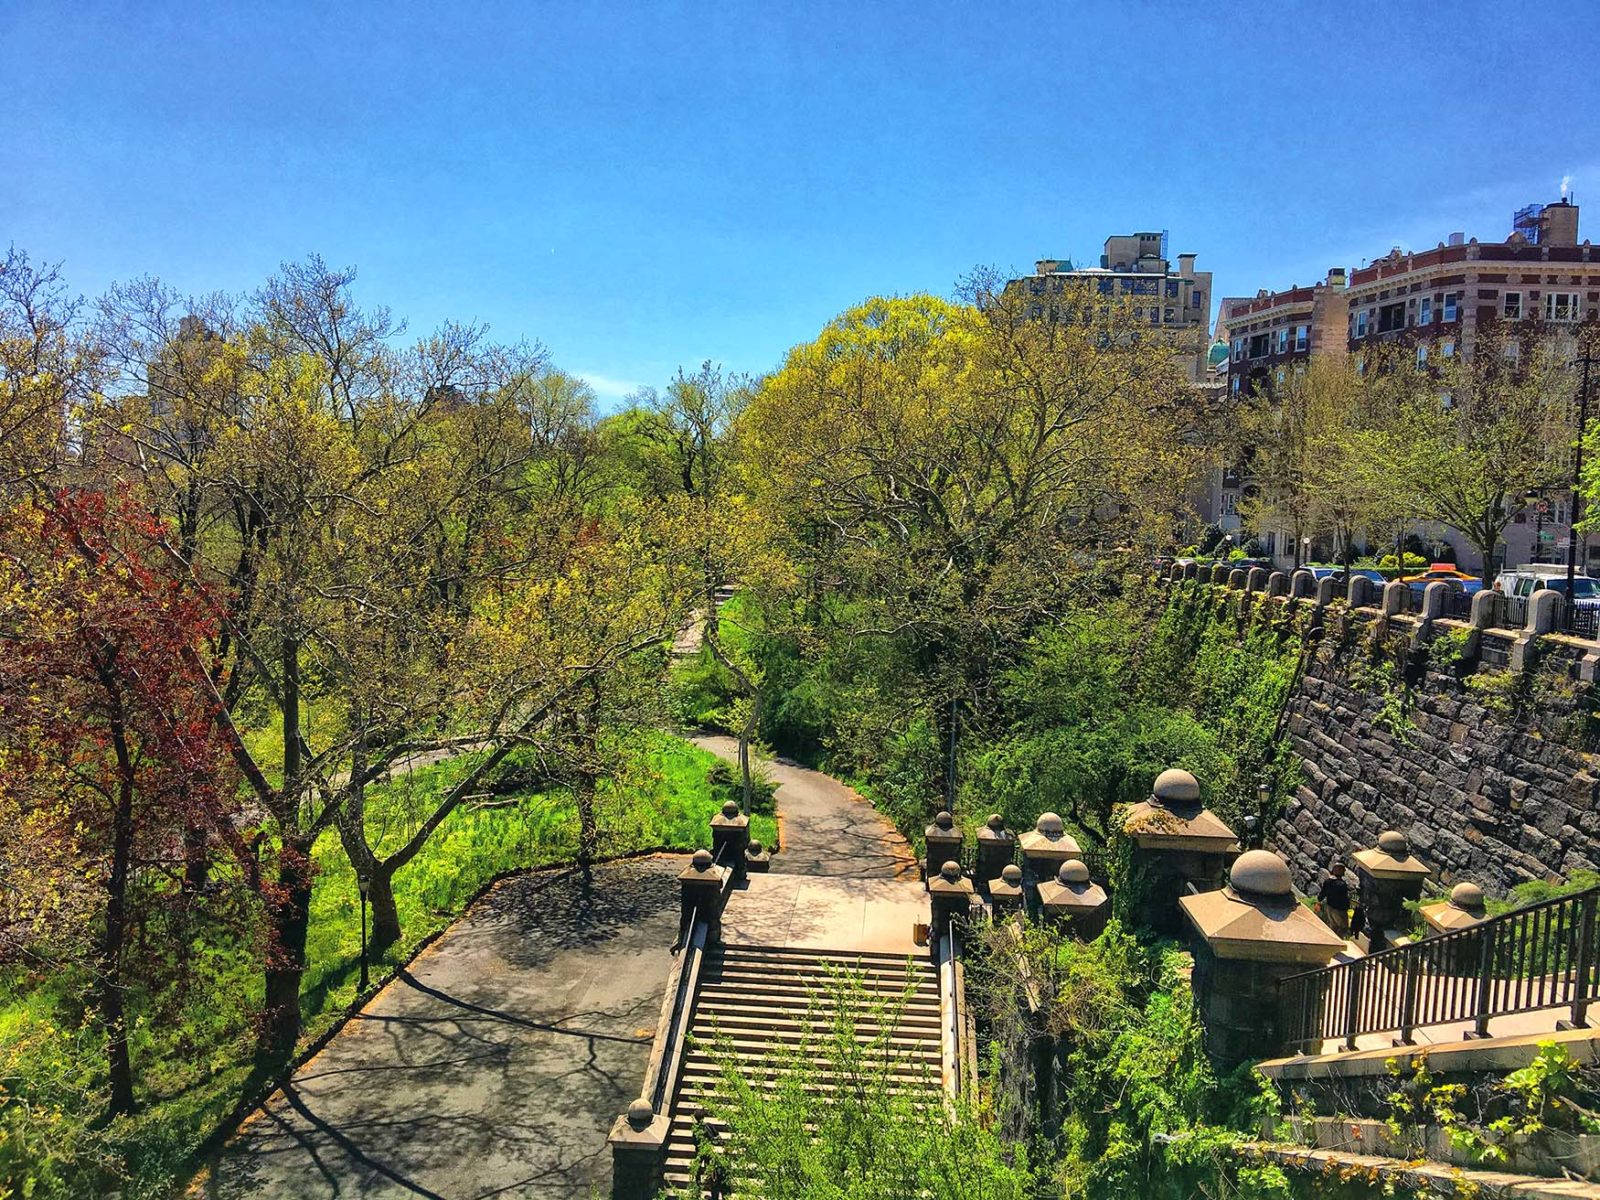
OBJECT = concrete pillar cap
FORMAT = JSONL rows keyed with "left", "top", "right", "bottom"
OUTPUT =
{"left": 939, "top": 860, "right": 962, "bottom": 882}
{"left": 1001, "top": 863, "right": 1023, "bottom": 885}
{"left": 627, "top": 1098, "right": 655, "bottom": 1129}
{"left": 692, "top": 848, "right": 714, "bottom": 870}
{"left": 932, "top": 811, "right": 954, "bottom": 830}
{"left": 1227, "top": 849, "right": 1294, "bottom": 899}
{"left": 986, "top": 813, "right": 1005, "bottom": 830}
{"left": 720, "top": 799, "right": 741, "bottom": 819}
{"left": 1058, "top": 860, "right": 1090, "bottom": 886}
{"left": 1450, "top": 882, "right": 1486, "bottom": 912}
{"left": 1377, "top": 830, "right": 1410, "bottom": 856}
{"left": 1034, "top": 812, "right": 1064, "bottom": 836}
{"left": 747, "top": 839, "right": 763, "bottom": 854}
{"left": 1152, "top": 768, "right": 1201, "bottom": 806}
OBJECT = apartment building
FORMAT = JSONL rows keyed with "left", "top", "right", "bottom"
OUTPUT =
{"left": 1211, "top": 196, "right": 1600, "bottom": 573}
{"left": 1014, "top": 231, "right": 1214, "bottom": 382}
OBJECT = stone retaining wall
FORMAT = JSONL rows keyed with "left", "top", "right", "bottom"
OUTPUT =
{"left": 1169, "top": 578, "right": 1600, "bottom": 894}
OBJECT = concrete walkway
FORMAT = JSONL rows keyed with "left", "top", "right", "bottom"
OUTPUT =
{"left": 198, "top": 857, "right": 684, "bottom": 1200}
{"left": 691, "top": 734, "right": 918, "bottom": 879}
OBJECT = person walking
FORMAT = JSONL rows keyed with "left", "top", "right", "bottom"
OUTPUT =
{"left": 1316, "top": 861, "right": 1352, "bottom": 938}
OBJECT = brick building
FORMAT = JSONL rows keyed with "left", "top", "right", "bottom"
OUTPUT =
{"left": 1212, "top": 196, "right": 1600, "bottom": 572}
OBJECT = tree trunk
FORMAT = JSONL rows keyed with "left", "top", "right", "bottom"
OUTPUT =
{"left": 576, "top": 780, "right": 598, "bottom": 887}
{"left": 103, "top": 725, "right": 137, "bottom": 1117}
{"left": 182, "top": 824, "right": 209, "bottom": 893}
{"left": 261, "top": 847, "right": 313, "bottom": 1063}
{"left": 366, "top": 864, "right": 401, "bottom": 955}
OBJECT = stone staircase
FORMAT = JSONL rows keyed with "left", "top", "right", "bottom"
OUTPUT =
{"left": 661, "top": 943, "right": 943, "bottom": 1192}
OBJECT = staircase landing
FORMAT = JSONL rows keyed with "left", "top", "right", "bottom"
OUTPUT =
{"left": 720, "top": 872, "right": 927, "bottom": 954}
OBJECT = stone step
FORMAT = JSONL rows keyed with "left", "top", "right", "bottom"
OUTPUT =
{"left": 683, "top": 1026, "right": 941, "bottom": 1056}
{"left": 714, "top": 945, "right": 934, "bottom": 973}
{"left": 703, "top": 959, "right": 936, "bottom": 989}
{"left": 694, "top": 987, "right": 940, "bottom": 1018}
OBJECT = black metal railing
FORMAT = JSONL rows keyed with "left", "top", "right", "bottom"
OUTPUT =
{"left": 1277, "top": 885, "right": 1599, "bottom": 1055}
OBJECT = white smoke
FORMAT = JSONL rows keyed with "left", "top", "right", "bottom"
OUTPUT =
{"left": 1561, "top": 174, "right": 1572, "bottom": 198}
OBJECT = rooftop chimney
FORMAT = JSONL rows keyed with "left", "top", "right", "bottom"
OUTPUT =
{"left": 1448, "top": 232, "right": 1464, "bottom": 247}
{"left": 1177, "top": 253, "right": 1197, "bottom": 279}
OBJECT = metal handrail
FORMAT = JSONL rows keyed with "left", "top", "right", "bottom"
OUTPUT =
{"left": 1277, "top": 885, "right": 1599, "bottom": 1055}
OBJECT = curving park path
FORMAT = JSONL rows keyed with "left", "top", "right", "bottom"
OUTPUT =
{"left": 197, "top": 738, "right": 917, "bottom": 1198}
{"left": 197, "top": 858, "right": 684, "bottom": 1200}
{"left": 691, "top": 733, "right": 918, "bottom": 880}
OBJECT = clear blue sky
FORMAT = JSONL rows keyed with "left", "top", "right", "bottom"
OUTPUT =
{"left": 7, "top": 1, "right": 1600, "bottom": 404}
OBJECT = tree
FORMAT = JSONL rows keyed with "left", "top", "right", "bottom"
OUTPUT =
{"left": 737, "top": 282, "right": 1197, "bottom": 799}
{"left": 1399, "top": 329, "right": 1572, "bottom": 580}
{"left": 0, "top": 489, "right": 250, "bottom": 1116}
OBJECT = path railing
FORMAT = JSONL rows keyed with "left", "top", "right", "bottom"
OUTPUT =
{"left": 1277, "top": 885, "right": 1599, "bottom": 1055}
{"left": 936, "top": 910, "right": 978, "bottom": 1100}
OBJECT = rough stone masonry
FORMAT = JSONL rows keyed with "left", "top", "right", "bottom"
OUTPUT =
{"left": 1274, "top": 611, "right": 1600, "bottom": 895}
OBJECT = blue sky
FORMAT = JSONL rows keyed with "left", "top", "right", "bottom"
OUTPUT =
{"left": 6, "top": 1, "right": 1600, "bottom": 405}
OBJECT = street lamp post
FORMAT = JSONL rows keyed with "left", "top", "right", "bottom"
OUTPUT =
{"left": 1565, "top": 351, "right": 1598, "bottom": 633}
{"left": 1300, "top": 535, "right": 1311, "bottom": 570}
{"left": 1526, "top": 489, "right": 1547, "bottom": 564}
{"left": 357, "top": 868, "right": 371, "bottom": 992}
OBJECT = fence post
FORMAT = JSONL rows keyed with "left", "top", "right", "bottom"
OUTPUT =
{"left": 1395, "top": 950, "right": 1421, "bottom": 1046}
{"left": 1341, "top": 959, "right": 1363, "bottom": 1052}
{"left": 1560, "top": 891, "right": 1597, "bottom": 1031}
{"left": 1470, "top": 922, "right": 1498, "bottom": 1039}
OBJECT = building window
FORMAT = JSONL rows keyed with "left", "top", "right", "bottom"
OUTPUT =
{"left": 1277, "top": 328, "right": 1289, "bottom": 353}
{"left": 1029, "top": 304, "right": 1043, "bottom": 319}
{"left": 1504, "top": 291, "right": 1522, "bottom": 319}
{"left": 1221, "top": 491, "right": 1238, "bottom": 515}
{"left": 1355, "top": 309, "right": 1370, "bottom": 337}
{"left": 1418, "top": 297, "right": 1432, "bottom": 325}
{"left": 1378, "top": 301, "right": 1407, "bottom": 333}
{"left": 1443, "top": 293, "right": 1459, "bottom": 321}
{"left": 1294, "top": 325, "right": 1308, "bottom": 352}
{"left": 1231, "top": 338, "right": 1244, "bottom": 362}
{"left": 1149, "top": 309, "right": 1160, "bottom": 326}
{"left": 1503, "top": 341, "right": 1521, "bottom": 364}
{"left": 1547, "top": 292, "right": 1580, "bottom": 321}
{"left": 1192, "top": 289, "right": 1204, "bottom": 308}
{"left": 1165, "top": 281, "right": 1179, "bottom": 298}
{"left": 1416, "top": 344, "right": 1428, "bottom": 367}
{"left": 1442, "top": 339, "right": 1456, "bottom": 358}
{"left": 1356, "top": 355, "right": 1367, "bottom": 376}
{"left": 1163, "top": 307, "right": 1175, "bottom": 322}
{"left": 1249, "top": 333, "right": 1270, "bottom": 358}
{"left": 1230, "top": 374, "right": 1241, "bottom": 394}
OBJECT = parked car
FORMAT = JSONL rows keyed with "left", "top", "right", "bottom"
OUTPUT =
{"left": 1401, "top": 564, "right": 1483, "bottom": 595}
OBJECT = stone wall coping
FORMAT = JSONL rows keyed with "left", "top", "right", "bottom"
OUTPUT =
{"left": 1256, "top": 1026, "right": 1600, "bottom": 1082}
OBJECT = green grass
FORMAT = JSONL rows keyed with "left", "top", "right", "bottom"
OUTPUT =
{"left": 0, "top": 730, "right": 771, "bottom": 1200}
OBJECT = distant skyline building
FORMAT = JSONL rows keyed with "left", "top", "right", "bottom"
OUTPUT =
{"left": 1212, "top": 195, "right": 1600, "bottom": 573}
{"left": 1014, "top": 231, "right": 1215, "bottom": 383}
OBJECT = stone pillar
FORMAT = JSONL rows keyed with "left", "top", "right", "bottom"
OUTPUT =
{"left": 928, "top": 860, "right": 975, "bottom": 928}
{"left": 679, "top": 849, "right": 724, "bottom": 944}
{"left": 1036, "top": 860, "right": 1110, "bottom": 939}
{"left": 1180, "top": 851, "right": 1345, "bottom": 1068}
{"left": 1463, "top": 589, "right": 1505, "bottom": 660}
{"left": 710, "top": 800, "right": 750, "bottom": 884}
{"left": 1267, "top": 571, "right": 1289, "bottom": 598}
{"left": 1381, "top": 579, "right": 1409, "bottom": 617}
{"left": 609, "top": 1098, "right": 669, "bottom": 1200}
{"left": 1291, "top": 570, "right": 1316, "bottom": 599}
{"left": 1121, "top": 768, "right": 1239, "bottom": 936}
{"left": 1511, "top": 588, "right": 1565, "bottom": 671}
{"left": 1348, "top": 575, "right": 1377, "bottom": 608}
{"left": 988, "top": 863, "right": 1025, "bottom": 920}
{"left": 745, "top": 839, "right": 772, "bottom": 874}
{"left": 1168, "top": 563, "right": 1185, "bottom": 583}
{"left": 975, "top": 813, "right": 1016, "bottom": 894}
{"left": 924, "top": 811, "right": 963, "bottom": 889}
{"left": 1351, "top": 831, "right": 1431, "bottom": 952}
{"left": 1314, "top": 576, "right": 1338, "bottom": 607}
{"left": 1182, "top": 561, "right": 1199, "bottom": 581}
{"left": 1228, "top": 568, "right": 1247, "bottom": 589}
{"left": 1413, "top": 581, "right": 1450, "bottom": 648}
{"left": 1246, "top": 566, "right": 1269, "bottom": 594}
{"left": 1421, "top": 882, "right": 1488, "bottom": 973}
{"left": 1210, "top": 563, "right": 1230, "bottom": 585}
{"left": 1018, "top": 812, "right": 1082, "bottom": 887}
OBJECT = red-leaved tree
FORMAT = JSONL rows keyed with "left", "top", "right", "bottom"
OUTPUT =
{"left": 0, "top": 489, "right": 258, "bottom": 1117}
